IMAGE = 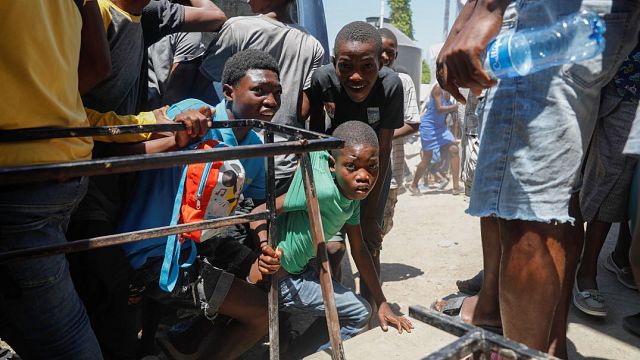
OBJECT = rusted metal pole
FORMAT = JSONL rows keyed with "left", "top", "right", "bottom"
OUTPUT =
{"left": 299, "top": 152, "right": 345, "bottom": 360}
{"left": 0, "top": 212, "right": 270, "bottom": 263}
{"left": 0, "top": 120, "right": 332, "bottom": 142}
{"left": 264, "top": 131, "right": 280, "bottom": 360}
{"left": 0, "top": 138, "right": 343, "bottom": 186}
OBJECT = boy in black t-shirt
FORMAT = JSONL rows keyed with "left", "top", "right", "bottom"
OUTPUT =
{"left": 304, "top": 21, "right": 404, "bottom": 310}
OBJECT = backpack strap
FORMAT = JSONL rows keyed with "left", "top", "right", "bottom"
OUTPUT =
{"left": 159, "top": 165, "right": 197, "bottom": 292}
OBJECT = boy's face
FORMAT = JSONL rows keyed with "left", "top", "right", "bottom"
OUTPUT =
{"left": 381, "top": 37, "right": 398, "bottom": 68}
{"left": 333, "top": 145, "right": 379, "bottom": 201}
{"left": 224, "top": 69, "right": 282, "bottom": 122}
{"left": 334, "top": 40, "right": 382, "bottom": 103}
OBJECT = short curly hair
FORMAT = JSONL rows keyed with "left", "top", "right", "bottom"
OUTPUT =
{"left": 331, "top": 121, "right": 379, "bottom": 158}
{"left": 378, "top": 27, "right": 397, "bottom": 45}
{"left": 221, "top": 49, "right": 280, "bottom": 87}
{"left": 334, "top": 21, "right": 383, "bottom": 58}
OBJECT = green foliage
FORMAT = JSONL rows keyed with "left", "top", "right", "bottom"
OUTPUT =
{"left": 388, "top": 0, "right": 414, "bottom": 40}
{"left": 422, "top": 59, "right": 431, "bottom": 83}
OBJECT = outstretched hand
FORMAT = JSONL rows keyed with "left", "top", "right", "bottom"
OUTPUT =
{"left": 377, "top": 302, "right": 414, "bottom": 334}
{"left": 436, "top": 3, "right": 505, "bottom": 103}
{"left": 174, "top": 106, "right": 214, "bottom": 148}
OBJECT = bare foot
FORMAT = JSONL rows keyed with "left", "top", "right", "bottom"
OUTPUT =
{"left": 460, "top": 295, "right": 502, "bottom": 328}
{"left": 433, "top": 295, "right": 501, "bottom": 328}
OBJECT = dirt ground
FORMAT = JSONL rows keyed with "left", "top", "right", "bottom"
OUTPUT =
{"left": 330, "top": 186, "right": 640, "bottom": 360}
{"left": 3, "top": 182, "right": 639, "bottom": 360}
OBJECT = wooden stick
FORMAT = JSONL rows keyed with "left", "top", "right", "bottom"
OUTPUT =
{"left": 265, "top": 131, "right": 280, "bottom": 360}
{"left": 300, "top": 152, "right": 346, "bottom": 360}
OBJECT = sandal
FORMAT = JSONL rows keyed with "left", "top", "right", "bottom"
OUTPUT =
{"left": 431, "top": 294, "right": 503, "bottom": 335}
{"left": 604, "top": 252, "right": 637, "bottom": 290}
{"left": 408, "top": 185, "right": 421, "bottom": 196}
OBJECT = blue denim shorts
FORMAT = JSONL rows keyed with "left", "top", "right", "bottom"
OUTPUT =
{"left": 468, "top": 0, "right": 640, "bottom": 223}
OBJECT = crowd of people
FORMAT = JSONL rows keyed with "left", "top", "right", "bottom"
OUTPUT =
{"left": 0, "top": 0, "right": 639, "bottom": 360}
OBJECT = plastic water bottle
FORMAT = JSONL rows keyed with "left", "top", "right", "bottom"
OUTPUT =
{"left": 483, "top": 10, "right": 606, "bottom": 79}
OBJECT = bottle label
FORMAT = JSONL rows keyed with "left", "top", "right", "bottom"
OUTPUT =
{"left": 487, "top": 35, "right": 521, "bottom": 79}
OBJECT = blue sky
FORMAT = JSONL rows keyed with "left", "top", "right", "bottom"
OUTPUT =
{"left": 323, "top": 0, "right": 458, "bottom": 59}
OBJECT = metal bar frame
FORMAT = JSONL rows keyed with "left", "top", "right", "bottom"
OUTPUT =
{"left": 409, "top": 306, "right": 560, "bottom": 360}
{"left": 0, "top": 120, "right": 345, "bottom": 360}
{"left": 300, "top": 152, "right": 345, "bottom": 359}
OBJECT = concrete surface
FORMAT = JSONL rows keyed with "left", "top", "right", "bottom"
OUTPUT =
{"left": 305, "top": 189, "right": 640, "bottom": 360}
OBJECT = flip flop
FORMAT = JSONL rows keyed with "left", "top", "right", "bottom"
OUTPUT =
{"left": 431, "top": 294, "right": 503, "bottom": 335}
{"left": 431, "top": 294, "right": 467, "bottom": 316}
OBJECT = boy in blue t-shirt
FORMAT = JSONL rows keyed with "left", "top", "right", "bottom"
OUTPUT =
{"left": 250, "top": 121, "right": 413, "bottom": 357}
{"left": 118, "top": 50, "right": 283, "bottom": 359}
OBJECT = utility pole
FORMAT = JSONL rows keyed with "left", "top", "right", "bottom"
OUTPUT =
{"left": 379, "top": 0, "right": 385, "bottom": 28}
{"left": 443, "top": 0, "right": 450, "bottom": 40}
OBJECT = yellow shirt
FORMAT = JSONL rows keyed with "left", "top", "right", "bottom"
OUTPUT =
{"left": 0, "top": 1, "right": 154, "bottom": 167}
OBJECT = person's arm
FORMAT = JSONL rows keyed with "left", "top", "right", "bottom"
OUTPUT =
{"left": 86, "top": 108, "right": 157, "bottom": 143}
{"left": 305, "top": 90, "right": 326, "bottom": 132}
{"left": 432, "top": 86, "right": 459, "bottom": 114}
{"left": 299, "top": 44, "right": 326, "bottom": 121}
{"left": 142, "top": 0, "right": 225, "bottom": 46}
{"left": 345, "top": 223, "right": 414, "bottom": 333}
{"left": 163, "top": 58, "right": 202, "bottom": 105}
{"left": 88, "top": 105, "right": 212, "bottom": 148}
{"left": 247, "top": 195, "right": 287, "bottom": 283}
{"left": 78, "top": 0, "right": 111, "bottom": 95}
{"left": 359, "top": 127, "right": 391, "bottom": 252}
{"left": 250, "top": 194, "right": 287, "bottom": 247}
{"left": 181, "top": 0, "right": 227, "bottom": 32}
{"left": 306, "top": 70, "right": 329, "bottom": 132}
{"left": 393, "top": 123, "right": 419, "bottom": 139}
{"left": 436, "top": 0, "right": 510, "bottom": 103}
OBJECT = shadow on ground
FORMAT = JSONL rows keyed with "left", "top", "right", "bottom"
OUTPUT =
{"left": 353, "top": 263, "right": 424, "bottom": 283}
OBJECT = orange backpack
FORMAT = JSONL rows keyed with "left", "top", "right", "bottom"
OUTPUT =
{"left": 160, "top": 139, "right": 245, "bottom": 292}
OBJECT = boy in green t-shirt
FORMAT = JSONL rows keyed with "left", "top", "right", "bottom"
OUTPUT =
{"left": 250, "top": 121, "right": 413, "bottom": 355}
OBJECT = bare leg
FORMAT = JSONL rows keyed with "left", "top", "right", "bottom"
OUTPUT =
{"left": 360, "top": 248, "right": 381, "bottom": 329}
{"left": 200, "top": 279, "right": 268, "bottom": 360}
{"left": 460, "top": 217, "right": 502, "bottom": 328}
{"left": 498, "top": 199, "right": 581, "bottom": 357}
{"left": 447, "top": 143, "right": 461, "bottom": 191}
{"left": 613, "top": 221, "right": 632, "bottom": 268}
{"left": 576, "top": 216, "right": 611, "bottom": 290}
{"left": 548, "top": 194, "right": 582, "bottom": 359}
{"left": 327, "top": 240, "right": 346, "bottom": 281}
{"left": 410, "top": 150, "right": 433, "bottom": 191}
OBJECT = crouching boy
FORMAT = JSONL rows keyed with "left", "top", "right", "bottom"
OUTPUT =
{"left": 117, "top": 49, "right": 284, "bottom": 360}
{"left": 250, "top": 121, "right": 413, "bottom": 356}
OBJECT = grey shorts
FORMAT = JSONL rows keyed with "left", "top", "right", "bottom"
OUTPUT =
{"left": 581, "top": 84, "right": 639, "bottom": 222}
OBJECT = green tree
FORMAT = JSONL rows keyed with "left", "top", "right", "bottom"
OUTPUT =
{"left": 388, "top": 0, "right": 414, "bottom": 40}
{"left": 422, "top": 59, "right": 431, "bottom": 83}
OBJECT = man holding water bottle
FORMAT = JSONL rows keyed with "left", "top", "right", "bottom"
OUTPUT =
{"left": 435, "top": 0, "right": 640, "bottom": 357}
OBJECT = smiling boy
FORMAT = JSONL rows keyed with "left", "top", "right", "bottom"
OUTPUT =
{"left": 250, "top": 121, "right": 412, "bottom": 357}
{"left": 305, "top": 21, "right": 404, "bottom": 303}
